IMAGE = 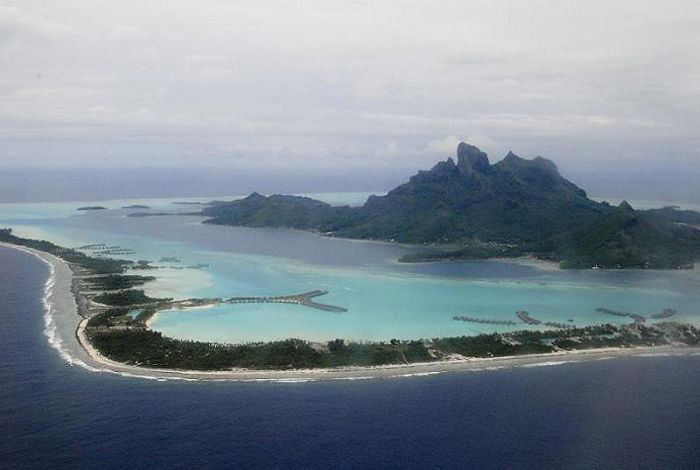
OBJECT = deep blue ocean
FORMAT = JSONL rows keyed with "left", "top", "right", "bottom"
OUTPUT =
{"left": 1, "top": 246, "right": 699, "bottom": 469}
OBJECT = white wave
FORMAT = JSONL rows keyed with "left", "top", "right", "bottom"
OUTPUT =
{"left": 243, "top": 378, "right": 317, "bottom": 383}
{"left": 331, "top": 376, "right": 373, "bottom": 381}
{"left": 34, "top": 252, "right": 106, "bottom": 374}
{"left": 520, "top": 360, "right": 576, "bottom": 368}
{"left": 392, "top": 371, "right": 444, "bottom": 378}
{"left": 634, "top": 353, "right": 674, "bottom": 358}
{"left": 16, "top": 247, "right": 142, "bottom": 378}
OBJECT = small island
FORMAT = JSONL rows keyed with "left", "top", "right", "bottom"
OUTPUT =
{"left": 77, "top": 206, "right": 108, "bottom": 211}
{"left": 121, "top": 205, "right": 151, "bottom": 210}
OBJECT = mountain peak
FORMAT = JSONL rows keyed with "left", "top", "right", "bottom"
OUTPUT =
{"left": 246, "top": 192, "right": 265, "bottom": 200}
{"left": 456, "top": 142, "right": 490, "bottom": 176}
{"left": 497, "top": 152, "right": 561, "bottom": 180}
{"left": 532, "top": 156, "right": 559, "bottom": 174}
{"left": 503, "top": 151, "right": 523, "bottom": 163}
{"left": 618, "top": 200, "right": 635, "bottom": 212}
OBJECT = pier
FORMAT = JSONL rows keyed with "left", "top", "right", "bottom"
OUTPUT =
{"left": 543, "top": 321, "right": 572, "bottom": 329}
{"left": 86, "top": 288, "right": 348, "bottom": 317}
{"left": 516, "top": 310, "right": 541, "bottom": 325}
{"left": 452, "top": 311, "right": 575, "bottom": 328}
{"left": 596, "top": 307, "right": 646, "bottom": 323}
{"left": 452, "top": 315, "right": 517, "bottom": 326}
{"left": 651, "top": 308, "right": 677, "bottom": 320}
{"left": 225, "top": 290, "right": 347, "bottom": 313}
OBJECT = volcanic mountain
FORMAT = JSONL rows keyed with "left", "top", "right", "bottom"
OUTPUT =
{"left": 202, "top": 143, "right": 700, "bottom": 269}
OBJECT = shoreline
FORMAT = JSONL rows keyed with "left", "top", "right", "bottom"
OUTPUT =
{"left": 1, "top": 241, "right": 698, "bottom": 382}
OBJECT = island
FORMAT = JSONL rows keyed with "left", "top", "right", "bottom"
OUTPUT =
{"left": 1, "top": 228, "right": 697, "bottom": 376}
{"left": 77, "top": 206, "right": 108, "bottom": 211}
{"left": 121, "top": 205, "right": 151, "bottom": 210}
{"left": 201, "top": 143, "right": 700, "bottom": 269}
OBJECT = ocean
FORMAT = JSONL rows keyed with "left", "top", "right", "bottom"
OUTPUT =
{"left": 1, "top": 245, "right": 699, "bottom": 469}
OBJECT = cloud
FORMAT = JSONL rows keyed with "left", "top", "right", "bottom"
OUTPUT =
{"left": 426, "top": 136, "right": 462, "bottom": 157}
{"left": 0, "top": 0, "right": 698, "bottom": 177}
{"left": 0, "top": 6, "right": 70, "bottom": 48}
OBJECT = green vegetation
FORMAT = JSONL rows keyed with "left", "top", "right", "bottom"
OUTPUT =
{"left": 87, "top": 331, "right": 433, "bottom": 370}
{"left": 88, "top": 308, "right": 137, "bottom": 327}
{"left": 0, "top": 229, "right": 170, "bottom": 331}
{"left": 399, "top": 241, "right": 526, "bottom": 263}
{"left": 92, "top": 289, "right": 169, "bottom": 306}
{"left": 202, "top": 143, "right": 700, "bottom": 269}
{"left": 203, "top": 192, "right": 350, "bottom": 229}
{"left": 0, "top": 228, "right": 130, "bottom": 273}
{"left": 86, "top": 306, "right": 158, "bottom": 328}
{"left": 86, "top": 322, "right": 698, "bottom": 371}
{"left": 81, "top": 274, "right": 156, "bottom": 291}
{"left": 430, "top": 323, "right": 690, "bottom": 358}
{"left": 643, "top": 206, "right": 700, "bottom": 225}
{"left": 131, "top": 260, "right": 157, "bottom": 270}
{"left": 555, "top": 203, "right": 700, "bottom": 269}
{"left": 433, "top": 333, "right": 553, "bottom": 357}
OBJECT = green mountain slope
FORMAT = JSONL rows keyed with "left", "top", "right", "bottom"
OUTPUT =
{"left": 204, "top": 192, "right": 346, "bottom": 229}
{"left": 555, "top": 202, "right": 700, "bottom": 269}
{"left": 202, "top": 143, "right": 700, "bottom": 269}
{"left": 331, "top": 144, "right": 607, "bottom": 243}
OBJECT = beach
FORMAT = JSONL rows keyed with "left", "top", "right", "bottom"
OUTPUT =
{"left": 2, "top": 241, "right": 697, "bottom": 382}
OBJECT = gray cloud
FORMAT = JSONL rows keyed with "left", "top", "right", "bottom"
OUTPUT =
{"left": 0, "top": 0, "right": 699, "bottom": 176}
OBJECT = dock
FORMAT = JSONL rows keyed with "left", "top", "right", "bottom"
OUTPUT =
{"left": 543, "top": 321, "right": 572, "bottom": 329}
{"left": 596, "top": 307, "right": 646, "bottom": 323}
{"left": 452, "top": 315, "right": 517, "bottom": 326}
{"left": 651, "top": 308, "right": 677, "bottom": 320}
{"left": 225, "top": 290, "right": 347, "bottom": 313}
{"left": 516, "top": 310, "right": 541, "bottom": 325}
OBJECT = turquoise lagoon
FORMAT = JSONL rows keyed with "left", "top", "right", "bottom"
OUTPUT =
{"left": 1, "top": 194, "right": 699, "bottom": 343}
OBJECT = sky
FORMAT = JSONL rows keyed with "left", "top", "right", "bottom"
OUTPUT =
{"left": 1, "top": 0, "right": 699, "bottom": 184}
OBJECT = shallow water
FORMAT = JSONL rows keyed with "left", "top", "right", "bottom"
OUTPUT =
{"left": 1, "top": 194, "right": 699, "bottom": 343}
